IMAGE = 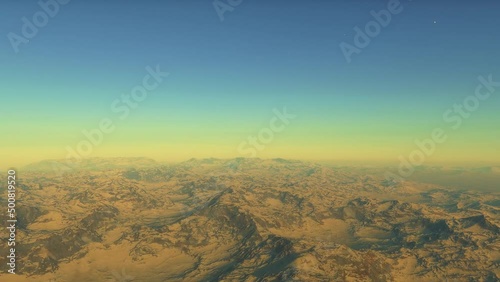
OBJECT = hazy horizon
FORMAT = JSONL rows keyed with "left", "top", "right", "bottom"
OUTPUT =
{"left": 4, "top": 155, "right": 500, "bottom": 172}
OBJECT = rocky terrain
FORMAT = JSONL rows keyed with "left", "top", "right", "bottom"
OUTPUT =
{"left": 1, "top": 158, "right": 499, "bottom": 281}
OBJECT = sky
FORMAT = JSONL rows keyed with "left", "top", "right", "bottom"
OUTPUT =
{"left": 1, "top": 0, "right": 499, "bottom": 169}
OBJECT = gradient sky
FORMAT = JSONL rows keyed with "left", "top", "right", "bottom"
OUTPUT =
{"left": 1, "top": 0, "right": 499, "bottom": 169}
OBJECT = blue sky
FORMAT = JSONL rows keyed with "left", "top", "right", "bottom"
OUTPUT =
{"left": 1, "top": 0, "right": 499, "bottom": 166}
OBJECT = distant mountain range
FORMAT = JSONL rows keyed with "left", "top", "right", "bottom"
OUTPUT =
{"left": 23, "top": 157, "right": 159, "bottom": 172}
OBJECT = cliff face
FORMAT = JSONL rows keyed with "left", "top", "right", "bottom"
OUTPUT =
{"left": 1, "top": 158, "right": 499, "bottom": 281}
